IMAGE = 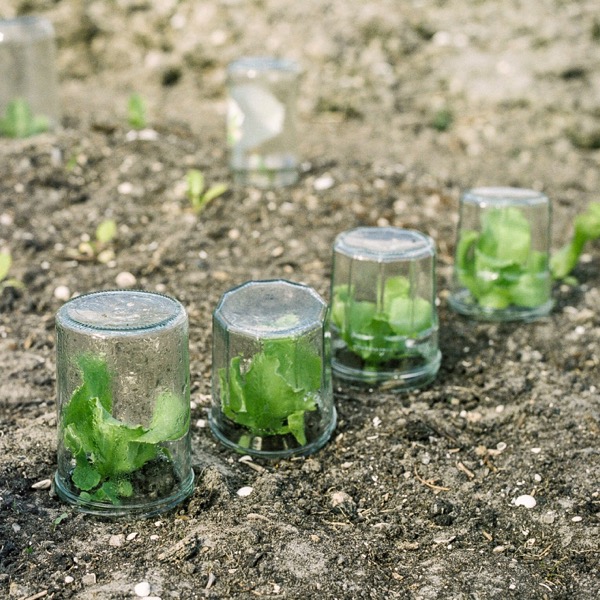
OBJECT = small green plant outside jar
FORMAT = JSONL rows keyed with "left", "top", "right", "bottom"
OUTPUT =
{"left": 54, "top": 290, "right": 194, "bottom": 517}
{"left": 449, "top": 187, "right": 554, "bottom": 321}
{"left": 330, "top": 227, "right": 441, "bottom": 390}
{"left": 210, "top": 280, "right": 336, "bottom": 459}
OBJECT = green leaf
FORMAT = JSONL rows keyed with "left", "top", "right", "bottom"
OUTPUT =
{"left": 220, "top": 338, "right": 319, "bottom": 444}
{"left": 0, "top": 251, "right": 12, "bottom": 282}
{"left": 127, "top": 93, "right": 147, "bottom": 130}
{"left": 95, "top": 220, "right": 117, "bottom": 245}
{"left": 388, "top": 297, "right": 433, "bottom": 335}
{"left": 186, "top": 169, "right": 205, "bottom": 205}
{"left": 71, "top": 457, "right": 101, "bottom": 491}
{"left": 383, "top": 276, "right": 410, "bottom": 312}
{"left": 0, "top": 99, "right": 48, "bottom": 138}
{"left": 478, "top": 207, "right": 531, "bottom": 265}
{"left": 202, "top": 183, "right": 228, "bottom": 204}
{"left": 137, "top": 391, "right": 190, "bottom": 443}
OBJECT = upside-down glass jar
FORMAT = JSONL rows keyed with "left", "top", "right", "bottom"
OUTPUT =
{"left": 449, "top": 187, "right": 553, "bottom": 321}
{"left": 330, "top": 227, "right": 441, "bottom": 390}
{"left": 54, "top": 290, "right": 194, "bottom": 518}
{"left": 227, "top": 57, "right": 301, "bottom": 188}
{"left": 0, "top": 16, "right": 60, "bottom": 137}
{"left": 210, "top": 279, "right": 336, "bottom": 458}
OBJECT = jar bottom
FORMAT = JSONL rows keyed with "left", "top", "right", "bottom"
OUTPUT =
{"left": 449, "top": 290, "right": 554, "bottom": 322}
{"left": 53, "top": 469, "right": 194, "bottom": 518}
{"left": 231, "top": 167, "right": 298, "bottom": 188}
{"left": 208, "top": 408, "right": 337, "bottom": 459}
{"left": 332, "top": 350, "right": 441, "bottom": 392}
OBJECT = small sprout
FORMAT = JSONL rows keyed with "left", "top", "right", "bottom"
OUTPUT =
{"left": 127, "top": 93, "right": 147, "bottom": 130}
{"left": 68, "top": 220, "right": 118, "bottom": 263}
{"left": 431, "top": 108, "right": 453, "bottom": 132}
{"left": 0, "top": 251, "right": 24, "bottom": 291}
{"left": 186, "top": 169, "right": 228, "bottom": 214}
{"left": 0, "top": 98, "right": 49, "bottom": 138}
{"left": 52, "top": 512, "right": 69, "bottom": 530}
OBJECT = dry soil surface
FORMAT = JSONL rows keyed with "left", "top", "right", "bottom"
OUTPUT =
{"left": 1, "top": 1, "right": 599, "bottom": 599}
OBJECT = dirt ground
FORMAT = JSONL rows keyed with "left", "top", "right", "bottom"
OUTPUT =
{"left": 1, "top": 0, "right": 599, "bottom": 598}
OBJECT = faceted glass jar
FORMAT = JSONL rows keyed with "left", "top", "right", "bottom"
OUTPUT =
{"left": 0, "top": 16, "right": 60, "bottom": 137}
{"left": 54, "top": 291, "right": 194, "bottom": 518}
{"left": 330, "top": 227, "right": 441, "bottom": 390}
{"left": 210, "top": 280, "right": 336, "bottom": 458}
{"left": 227, "top": 57, "right": 301, "bottom": 188}
{"left": 449, "top": 187, "right": 553, "bottom": 321}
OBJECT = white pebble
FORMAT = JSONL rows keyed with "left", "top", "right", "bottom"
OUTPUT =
{"left": 313, "top": 175, "right": 335, "bottom": 191}
{"left": 496, "top": 442, "right": 507, "bottom": 452}
{"left": 514, "top": 494, "right": 537, "bottom": 509}
{"left": 196, "top": 418, "right": 207, "bottom": 428}
{"left": 65, "top": 576, "right": 74, "bottom": 584}
{"left": 150, "top": 534, "right": 159, "bottom": 541}
{"left": 126, "top": 532, "right": 138, "bottom": 541}
{"left": 531, "top": 447, "right": 542, "bottom": 454}
{"left": 372, "top": 416, "right": 382, "bottom": 428}
{"left": 134, "top": 581, "right": 151, "bottom": 597}
{"left": 31, "top": 479, "right": 52, "bottom": 490}
{"left": 115, "top": 271, "right": 137, "bottom": 288}
{"left": 54, "top": 285, "right": 71, "bottom": 301}
{"left": 534, "top": 474, "right": 542, "bottom": 482}
{"left": 572, "top": 516, "right": 583, "bottom": 522}
{"left": 109, "top": 534, "right": 124, "bottom": 547}
{"left": 237, "top": 486, "right": 253, "bottom": 497}
{"left": 118, "top": 182, "right": 134, "bottom": 195}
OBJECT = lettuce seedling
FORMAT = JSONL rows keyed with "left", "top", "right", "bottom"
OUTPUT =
{"left": 550, "top": 202, "right": 600, "bottom": 280}
{"left": 331, "top": 276, "right": 434, "bottom": 366}
{"left": 127, "top": 93, "right": 147, "bottom": 130}
{"left": 0, "top": 99, "right": 49, "bottom": 138}
{"left": 0, "top": 251, "right": 24, "bottom": 292}
{"left": 219, "top": 338, "right": 321, "bottom": 446}
{"left": 63, "top": 354, "right": 189, "bottom": 505}
{"left": 455, "top": 207, "right": 551, "bottom": 310}
{"left": 186, "top": 169, "right": 228, "bottom": 214}
{"left": 456, "top": 202, "right": 600, "bottom": 310}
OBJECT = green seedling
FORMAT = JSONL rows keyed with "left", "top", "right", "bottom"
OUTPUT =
{"left": 0, "top": 99, "right": 49, "bottom": 138}
{"left": 127, "top": 93, "right": 147, "bottom": 130}
{"left": 69, "top": 219, "right": 117, "bottom": 263}
{"left": 456, "top": 202, "right": 600, "bottom": 310}
{"left": 63, "top": 354, "right": 189, "bottom": 505}
{"left": 331, "top": 276, "right": 434, "bottom": 367}
{"left": 52, "top": 512, "right": 69, "bottom": 531}
{"left": 0, "top": 251, "right": 24, "bottom": 291}
{"left": 455, "top": 207, "right": 551, "bottom": 310}
{"left": 219, "top": 338, "right": 321, "bottom": 446}
{"left": 186, "top": 169, "right": 228, "bottom": 214}
{"left": 550, "top": 202, "right": 600, "bottom": 280}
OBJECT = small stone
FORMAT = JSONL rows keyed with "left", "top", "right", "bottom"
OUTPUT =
{"left": 195, "top": 419, "right": 206, "bottom": 428}
{"left": 115, "top": 271, "right": 137, "bottom": 288}
{"left": 237, "top": 486, "right": 253, "bottom": 497}
{"left": 31, "top": 479, "right": 52, "bottom": 490}
{"left": 531, "top": 447, "right": 542, "bottom": 454}
{"left": 65, "top": 576, "right": 74, "bottom": 584}
{"left": 118, "top": 182, "right": 134, "bottom": 195}
{"left": 82, "top": 573, "right": 97, "bottom": 586}
{"left": 12, "top": 523, "right": 20, "bottom": 533}
{"left": 150, "top": 534, "right": 159, "bottom": 541}
{"left": 54, "top": 285, "right": 71, "bottom": 301}
{"left": 514, "top": 494, "right": 537, "bottom": 509}
{"left": 126, "top": 532, "right": 138, "bottom": 541}
{"left": 534, "top": 474, "right": 542, "bottom": 482}
{"left": 109, "top": 534, "right": 124, "bottom": 547}
{"left": 572, "top": 516, "right": 583, "bottom": 522}
{"left": 330, "top": 490, "right": 356, "bottom": 517}
{"left": 313, "top": 175, "right": 335, "bottom": 191}
{"left": 135, "top": 581, "right": 151, "bottom": 597}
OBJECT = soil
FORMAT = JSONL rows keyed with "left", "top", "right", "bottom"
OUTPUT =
{"left": 1, "top": 0, "right": 599, "bottom": 599}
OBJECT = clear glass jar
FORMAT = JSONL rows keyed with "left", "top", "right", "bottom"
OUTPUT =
{"left": 54, "top": 291, "right": 194, "bottom": 517}
{"left": 330, "top": 227, "right": 441, "bottom": 390}
{"left": 0, "top": 16, "right": 60, "bottom": 137}
{"left": 449, "top": 187, "right": 553, "bottom": 321}
{"left": 210, "top": 280, "right": 336, "bottom": 458}
{"left": 227, "top": 57, "right": 301, "bottom": 188}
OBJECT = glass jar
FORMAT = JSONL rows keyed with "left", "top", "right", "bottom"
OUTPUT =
{"left": 0, "top": 16, "right": 60, "bottom": 137}
{"left": 54, "top": 290, "right": 194, "bottom": 517}
{"left": 330, "top": 227, "right": 441, "bottom": 390}
{"left": 449, "top": 187, "right": 553, "bottom": 321}
{"left": 227, "top": 57, "right": 301, "bottom": 188}
{"left": 210, "top": 279, "right": 336, "bottom": 458}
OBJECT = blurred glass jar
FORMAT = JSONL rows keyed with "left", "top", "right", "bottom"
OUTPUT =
{"left": 449, "top": 187, "right": 553, "bottom": 321}
{"left": 54, "top": 290, "right": 194, "bottom": 518}
{"left": 227, "top": 57, "right": 301, "bottom": 188}
{"left": 0, "top": 16, "right": 60, "bottom": 137}
{"left": 330, "top": 227, "right": 441, "bottom": 390}
{"left": 210, "top": 279, "right": 336, "bottom": 458}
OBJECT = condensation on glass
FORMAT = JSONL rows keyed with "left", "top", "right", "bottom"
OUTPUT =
{"left": 449, "top": 187, "right": 553, "bottom": 322}
{"left": 227, "top": 57, "right": 301, "bottom": 188}
{"left": 210, "top": 279, "right": 336, "bottom": 458}
{"left": 330, "top": 227, "right": 441, "bottom": 390}
{"left": 54, "top": 290, "right": 194, "bottom": 517}
{"left": 0, "top": 16, "right": 60, "bottom": 136}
